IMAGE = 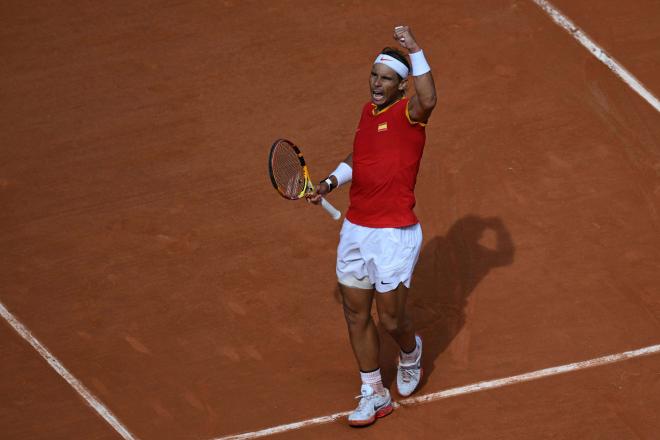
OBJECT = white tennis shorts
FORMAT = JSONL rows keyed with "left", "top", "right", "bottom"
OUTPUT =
{"left": 336, "top": 219, "right": 423, "bottom": 293}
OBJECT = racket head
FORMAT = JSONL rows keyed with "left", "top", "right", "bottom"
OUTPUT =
{"left": 268, "top": 138, "right": 314, "bottom": 200}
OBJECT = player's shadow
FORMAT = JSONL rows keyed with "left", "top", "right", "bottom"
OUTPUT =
{"left": 378, "top": 215, "right": 514, "bottom": 389}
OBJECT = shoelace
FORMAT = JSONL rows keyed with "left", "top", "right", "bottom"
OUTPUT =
{"left": 353, "top": 392, "right": 379, "bottom": 412}
{"left": 399, "top": 364, "right": 419, "bottom": 383}
{"left": 354, "top": 394, "right": 369, "bottom": 410}
{"left": 354, "top": 389, "right": 377, "bottom": 400}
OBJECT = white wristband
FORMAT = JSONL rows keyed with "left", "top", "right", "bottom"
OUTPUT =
{"left": 409, "top": 50, "right": 431, "bottom": 76}
{"left": 330, "top": 162, "right": 352, "bottom": 187}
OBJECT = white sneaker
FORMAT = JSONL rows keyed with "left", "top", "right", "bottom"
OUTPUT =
{"left": 397, "top": 335, "right": 423, "bottom": 397}
{"left": 347, "top": 384, "right": 393, "bottom": 427}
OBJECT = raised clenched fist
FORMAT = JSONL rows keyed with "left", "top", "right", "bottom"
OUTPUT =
{"left": 393, "top": 25, "right": 421, "bottom": 53}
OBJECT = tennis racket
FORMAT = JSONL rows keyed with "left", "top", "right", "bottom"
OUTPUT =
{"left": 268, "top": 138, "right": 341, "bottom": 220}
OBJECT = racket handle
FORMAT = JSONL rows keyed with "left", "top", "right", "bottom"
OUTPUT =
{"left": 320, "top": 197, "right": 341, "bottom": 220}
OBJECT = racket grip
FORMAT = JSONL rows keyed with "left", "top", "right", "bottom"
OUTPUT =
{"left": 320, "top": 197, "right": 341, "bottom": 220}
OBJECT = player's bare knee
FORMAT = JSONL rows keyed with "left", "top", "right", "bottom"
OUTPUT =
{"left": 380, "top": 310, "right": 412, "bottom": 336}
{"left": 342, "top": 302, "right": 370, "bottom": 328}
{"left": 379, "top": 312, "right": 402, "bottom": 336}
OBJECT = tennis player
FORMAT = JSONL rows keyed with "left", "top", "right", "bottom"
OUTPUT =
{"left": 308, "top": 25, "right": 436, "bottom": 426}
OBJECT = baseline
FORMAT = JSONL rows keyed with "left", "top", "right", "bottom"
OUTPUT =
{"left": 215, "top": 344, "right": 660, "bottom": 439}
{"left": 530, "top": 0, "right": 660, "bottom": 112}
{"left": 0, "top": 301, "right": 139, "bottom": 440}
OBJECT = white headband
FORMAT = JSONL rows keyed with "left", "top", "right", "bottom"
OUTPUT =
{"left": 373, "top": 54, "right": 409, "bottom": 78}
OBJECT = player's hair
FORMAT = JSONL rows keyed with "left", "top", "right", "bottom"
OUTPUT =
{"left": 380, "top": 47, "right": 411, "bottom": 80}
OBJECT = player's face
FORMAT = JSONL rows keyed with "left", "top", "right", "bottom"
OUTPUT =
{"left": 370, "top": 63, "right": 406, "bottom": 108}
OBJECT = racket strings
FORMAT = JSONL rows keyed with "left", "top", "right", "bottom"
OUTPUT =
{"left": 271, "top": 142, "right": 306, "bottom": 198}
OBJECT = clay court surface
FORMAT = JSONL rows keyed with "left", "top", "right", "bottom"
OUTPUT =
{"left": 1, "top": 0, "right": 659, "bottom": 439}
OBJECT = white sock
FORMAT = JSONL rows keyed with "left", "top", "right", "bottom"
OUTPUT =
{"left": 360, "top": 368, "right": 385, "bottom": 395}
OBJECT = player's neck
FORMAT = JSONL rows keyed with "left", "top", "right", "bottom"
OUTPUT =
{"left": 376, "top": 94, "right": 405, "bottom": 111}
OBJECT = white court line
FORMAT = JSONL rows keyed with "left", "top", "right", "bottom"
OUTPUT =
{"left": 215, "top": 344, "right": 660, "bottom": 439}
{"left": 0, "top": 301, "right": 139, "bottom": 440}
{"left": 531, "top": 0, "right": 660, "bottom": 112}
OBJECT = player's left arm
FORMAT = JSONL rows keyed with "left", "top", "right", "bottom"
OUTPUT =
{"left": 394, "top": 26, "right": 437, "bottom": 123}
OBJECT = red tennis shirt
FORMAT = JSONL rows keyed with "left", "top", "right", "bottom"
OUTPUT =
{"left": 346, "top": 97, "right": 426, "bottom": 228}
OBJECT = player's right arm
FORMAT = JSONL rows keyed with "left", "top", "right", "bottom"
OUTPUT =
{"left": 307, "top": 153, "right": 352, "bottom": 204}
{"left": 326, "top": 153, "right": 352, "bottom": 189}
